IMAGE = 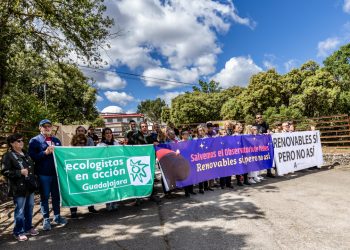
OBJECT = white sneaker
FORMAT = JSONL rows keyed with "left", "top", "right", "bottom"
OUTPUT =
{"left": 248, "top": 178, "right": 256, "bottom": 184}
{"left": 253, "top": 177, "right": 261, "bottom": 183}
{"left": 257, "top": 176, "right": 264, "bottom": 180}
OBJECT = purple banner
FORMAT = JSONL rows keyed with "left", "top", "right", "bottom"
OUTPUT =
{"left": 156, "top": 135, "right": 274, "bottom": 189}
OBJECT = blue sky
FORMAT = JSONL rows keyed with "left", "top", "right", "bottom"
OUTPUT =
{"left": 81, "top": 0, "right": 350, "bottom": 114}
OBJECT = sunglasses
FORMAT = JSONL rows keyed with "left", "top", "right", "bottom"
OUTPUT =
{"left": 256, "top": 117, "right": 262, "bottom": 119}
{"left": 42, "top": 125, "right": 52, "bottom": 128}
{"left": 16, "top": 139, "right": 24, "bottom": 143}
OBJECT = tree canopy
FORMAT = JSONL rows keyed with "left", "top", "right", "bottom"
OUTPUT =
{"left": 150, "top": 44, "right": 350, "bottom": 126}
{"left": 137, "top": 98, "right": 167, "bottom": 123}
{"left": 0, "top": 0, "right": 113, "bottom": 128}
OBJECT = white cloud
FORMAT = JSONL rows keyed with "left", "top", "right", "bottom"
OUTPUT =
{"left": 284, "top": 59, "right": 299, "bottom": 72}
{"left": 157, "top": 91, "right": 184, "bottom": 106}
{"left": 104, "top": 91, "right": 134, "bottom": 106}
{"left": 142, "top": 67, "right": 198, "bottom": 89}
{"left": 262, "top": 54, "right": 278, "bottom": 70}
{"left": 213, "top": 56, "right": 262, "bottom": 88}
{"left": 317, "top": 37, "right": 341, "bottom": 57}
{"left": 98, "top": 0, "right": 255, "bottom": 89}
{"left": 96, "top": 95, "right": 104, "bottom": 102}
{"left": 101, "top": 106, "right": 123, "bottom": 113}
{"left": 82, "top": 68, "right": 126, "bottom": 90}
{"left": 344, "top": 0, "right": 350, "bottom": 13}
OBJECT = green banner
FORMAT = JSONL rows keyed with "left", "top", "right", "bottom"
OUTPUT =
{"left": 53, "top": 145, "right": 155, "bottom": 207}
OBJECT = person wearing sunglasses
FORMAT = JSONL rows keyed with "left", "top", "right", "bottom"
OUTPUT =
{"left": 69, "top": 133, "right": 99, "bottom": 218}
{"left": 1, "top": 133, "right": 39, "bottom": 241}
{"left": 28, "top": 119, "right": 67, "bottom": 231}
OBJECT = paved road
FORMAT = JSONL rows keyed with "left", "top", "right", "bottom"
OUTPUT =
{"left": 1, "top": 166, "right": 350, "bottom": 250}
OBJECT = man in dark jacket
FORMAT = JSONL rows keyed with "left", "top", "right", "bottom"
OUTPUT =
{"left": 28, "top": 119, "right": 67, "bottom": 231}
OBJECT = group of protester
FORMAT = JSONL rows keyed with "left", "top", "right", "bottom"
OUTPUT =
{"left": 1, "top": 114, "right": 298, "bottom": 242}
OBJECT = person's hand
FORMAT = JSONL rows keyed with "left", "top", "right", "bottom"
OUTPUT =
{"left": 45, "top": 146, "right": 54, "bottom": 155}
{"left": 153, "top": 142, "right": 159, "bottom": 146}
{"left": 21, "top": 169, "right": 28, "bottom": 177}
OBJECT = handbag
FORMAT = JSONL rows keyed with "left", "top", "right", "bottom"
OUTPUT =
{"left": 11, "top": 152, "right": 39, "bottom": 193}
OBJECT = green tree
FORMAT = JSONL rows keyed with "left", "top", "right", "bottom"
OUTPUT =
{"left": 0, "top": 0, "right": 113, "bottom": 98}
{"left": 1, "top": 52, "right": 99, "bottom": 126}
{"left": 289, "top": 69, "right": 340, "bottom": 117}
{"left": 324, "top": 43, "right": 350, "bottom": 90}
{"left": 238, "top": 69, "right": 282, "bottom": 116}
{"left": 192, "top": 80, "right": 222, "bottom": 93}
{"left": 137, "top": 98, "right": 166, "bottom": 122}
{"left": 161, "top": 107, "right": 171, "bottom": 124}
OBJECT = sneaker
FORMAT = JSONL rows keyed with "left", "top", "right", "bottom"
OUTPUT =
{"left": 54, "top": 215, "right": 67, "bottom": 225}
{"left": 248, "top": 178, "right": 256, "bottom": 184}
{"left": 253, "top": 177, "right": 261, "bottom": 183}
{"left": 257, "top": 176, "right": 264, "bottom": 180}
{"left": 14, "top": 234, "right": 28, "bottom": 241}
{"left": 42, "top": 218, "right": 51, "bottom": 231}
{"left": 25, "top": 228, "right": 39, "bottom": 236}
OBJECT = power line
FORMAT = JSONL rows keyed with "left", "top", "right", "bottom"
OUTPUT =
{"left": 79, "top": 65, "right": 198, "bottom": 87}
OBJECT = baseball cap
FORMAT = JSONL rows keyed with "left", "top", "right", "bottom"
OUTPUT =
{"left": 39, "top": 119, "right": 52, "bottom": 127}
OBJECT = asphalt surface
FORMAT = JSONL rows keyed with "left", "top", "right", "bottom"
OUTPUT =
{"left": 1, "top": 166, "right": 350, "bottom": 250}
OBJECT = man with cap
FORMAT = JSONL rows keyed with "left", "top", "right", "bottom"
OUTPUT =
{"left": 28, "top": 119, "right": 67, "bottom": 231}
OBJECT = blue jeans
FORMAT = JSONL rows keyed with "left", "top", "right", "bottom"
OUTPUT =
{"left": 39, "top": 175, "right": 60, "bottom": 219}
{"left": 13, "top": 193, "right": 34, "bottom": 236}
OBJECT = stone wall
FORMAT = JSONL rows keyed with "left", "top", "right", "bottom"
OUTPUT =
{"left": 323, "top": 153, "right": 350, "bottom": 166}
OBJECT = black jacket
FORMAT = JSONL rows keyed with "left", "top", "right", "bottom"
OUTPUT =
{"left": 1, "top": 150, "right": 35, "bottom": 197}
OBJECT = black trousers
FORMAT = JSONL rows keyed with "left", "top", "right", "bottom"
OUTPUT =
{"left": 70, "top": 206, "right": 94, "bottom": 213}
{"left": 198, "top": 181, "right": 209, "bottom": 190}
{"left": 220, "top": 176, "right": 232, "bottom": 188}
{"left": 184, "top": 185, "right": 194, "bottom": 195}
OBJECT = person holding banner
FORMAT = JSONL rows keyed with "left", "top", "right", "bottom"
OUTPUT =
{"left": 254, "top": 114, "right": 275, "bottom": 178}
{"left": 1, "top": 133, "right": 39, "bottom": 241}
{"left": 97, "top": 127, "right": 120, "bottom": 211}
{"left": 233, "top": 123, "right": 251, "bottom": 186}
{"left": 196, "top": 124, "right": 212, "bottom": 194}
{"left": 130, "top": 122, "right": 161, "bottom": 203}
{"left": 69, "top": 134, "right": 99, "bottom": 218}
{"left": 220, "top": 121, "right": 234, "bottom": 189}
{"left": 181, "top": 130, "right": 196, "bottom": 197}
{"left": 28, "top": 119, "right": 67, "bottom": 231}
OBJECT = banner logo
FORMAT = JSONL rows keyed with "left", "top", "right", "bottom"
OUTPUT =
{"left": 127, "top": 157, "right": 151, "bottom": 185}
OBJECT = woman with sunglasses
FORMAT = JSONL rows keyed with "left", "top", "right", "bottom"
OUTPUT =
{"left": 69, "top": 133, "right": 99, "bottom": 218}
{"left": 1, "top": 133, "right": 39, "bottom": 241}
{"left": 97, "top": 128, "right": 120, "bottom": 211}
